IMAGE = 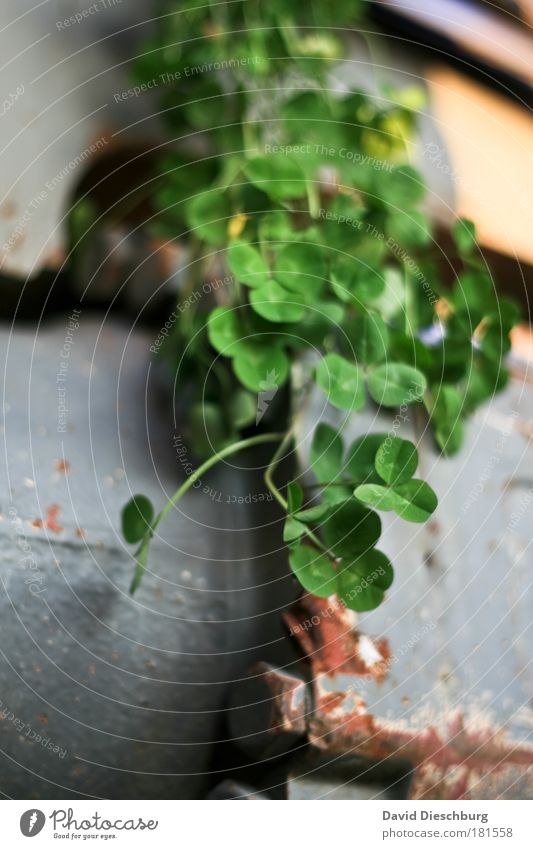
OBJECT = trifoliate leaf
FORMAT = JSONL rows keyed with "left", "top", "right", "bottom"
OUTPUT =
{"left": 345, "top": 433, "right": 389, "bottom": 484}
{"left": 232, "top": 344, "right": 289, "bottom": 392}
{"left": 245, "top": 155, "right": 306, "bottom": 200}
{"left": 249, "top": 280, "right": 306, "bottom": 323}
{"left": 227, "top": 240, "right": 269, "bottom": 287}
{"left": 375, "top": 437, "right": 418, "bottom": 485}
{"left": 316, "top": 353, "right": 365, "bottom": 411}
{"left": 122, "top": 495, "right": 154, "bottom": 544}
{"left": 337, "top": 548, "right": 393, "bottom": 611}
{"left": 367, "top": 362, "right": 426, "bottom": 407}
{"left": 289, "top": 544, "right": 337, "bottom": 597}
{"left": 310, "top": 423, "right": 344, "bottom": 484}
{"left": 322, "top": 499, "right": 381, "bottom": 558}
{"left": 354, "top": 479, "right": 437, "bottom": 522}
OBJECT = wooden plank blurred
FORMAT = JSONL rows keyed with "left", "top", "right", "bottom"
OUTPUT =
{"left": 426, "top": 66, "right": 533, "bottom": 264}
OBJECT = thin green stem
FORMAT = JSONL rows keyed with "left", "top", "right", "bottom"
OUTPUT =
{"left": 156, "top": 432, "right": 285, "bottom": 529}
{"left": 130, "top": 431, "right": 285, "bottom": 594}
{"left": 264, "top": 430, "right": 293, "bottom": 510}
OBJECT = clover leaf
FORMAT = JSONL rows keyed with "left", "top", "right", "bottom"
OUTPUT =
{"left": 354, "top": 479, "right": 437, "bottom": 522}
{"left": 322, "top": 498, "right": 381, "bottom": 558}
{"left": 227, "top": 241, "right": 270, "bottom": 287}
{"left": 337, "top": 548, "right": 393, "bottom": 611}
{"left": 232, "top": 344, "right": 290, "bottom": 392}
{"left": 250, "top": 280, "right": 306, "bottom": 323}
{"left": 289, "top": 544, "right": 337, "bottom": 597}
{"left": 122, "top": 495, "right": 154, "bottom": 544}
{"left": 367, "top": 362, "right": 426, "bottom": 407}
{"left": 316, "top": 353, "right": 365, "bottom": 411}
{"left": 374, "top": 437, "right": 418, "bottom": 485}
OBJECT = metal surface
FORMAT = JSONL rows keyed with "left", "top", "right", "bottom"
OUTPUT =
{"left": 0, "top": 317, "right": 295, "bottom": 798}
{"left": 223, "top": 349, "right": 533, "bottom": 799}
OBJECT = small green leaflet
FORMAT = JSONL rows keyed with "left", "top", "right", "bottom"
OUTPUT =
{"left": 250, "top": 280, "right": 306, "bottom": 323}
{"left": 310, "top": 423, "right": 344, "bottom": 484}
{"left": 337, "top": 548, "right": 393, "bottom": 611}
{"left": 122, "top": 495, "right": 154, "bottom": 544}
{"left": 316, "top": 353, "right": 365, "bottom": 411}
{"left": 367, "top": 362, "right": 426, "bottom": 407}
{"left": 232, "top": 344, "right": 290, "bottom": 392}
{"left": 374, "top": 437, "right": 418, "bottom": 485}
{"left": 322, "top": 498, "right": 381, "bottom": 558}
{"left": 354, "top": 479, "right": 437, "bottom": 522}
{"left": 227, "top": 241, "right": 269, "bottom": 287}
{"left": 289, "top": 544, "right": 337, "bottom": 597}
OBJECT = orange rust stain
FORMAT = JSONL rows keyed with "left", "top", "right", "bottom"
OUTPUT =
{"left": 0, "top": 200, "right": 16, "bottom": 219}
{"left": 44, "top": 246, "right": 67, "bottom": 269}
{"left": 318, "top": 692, "right": 346, "bottom": 714}
{"left": 37, "top": 713, "right": 48, "bottom": 725}
{"left": 33, "top": 505, "right": 63, "bottom": 533}
{"left": 45, "top": 504, "right": 63, "bottom": 532}
{"left": 55, "top": 459, "right": 71, "bottom": 474}
{"left": 75, "top": 527, "right": 86, "bottom": 539}
{"left": 343, "top": 712, "right": 375, "bottom": 737}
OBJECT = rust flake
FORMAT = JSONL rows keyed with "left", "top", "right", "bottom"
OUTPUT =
{"left": 33, "top": 504, "right": 63, "bottom": 533}
{"left": 54, "top": 459, "right": 71, "bottom": 474}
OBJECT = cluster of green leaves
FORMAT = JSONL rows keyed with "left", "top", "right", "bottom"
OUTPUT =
{"left": 282, "top": 427, "right": 435, "bottom": 610}
{"left": 121, "top": 0, "right": 519, "bottom": 608}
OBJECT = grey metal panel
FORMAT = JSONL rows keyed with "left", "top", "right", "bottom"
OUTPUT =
{"left": 0, "top": 318, "right": 295, "bottom": 798}
{"left": 297, "top": 368, "right": 533, "bottom": 752}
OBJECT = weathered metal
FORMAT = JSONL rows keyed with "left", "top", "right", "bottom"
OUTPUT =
{"left": 223, "top": 338, "right": 533, "bottom": 799}
{"left": 0, "top": 318, "right": 295, "bottom": 798}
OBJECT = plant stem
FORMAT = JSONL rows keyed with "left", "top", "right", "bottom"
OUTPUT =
{"left": 264, "top": 427, "right": 332, "bottom": 557}
{"left": 156, "top": 432, "right": 285, "bottom": 530}
{"left": 130, "top": 431, "right": 285, "bottom": 594}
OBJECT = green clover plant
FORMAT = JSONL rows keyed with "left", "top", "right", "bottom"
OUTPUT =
{"left": 120, "top": 1, "right": 519, "bottom": 609}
